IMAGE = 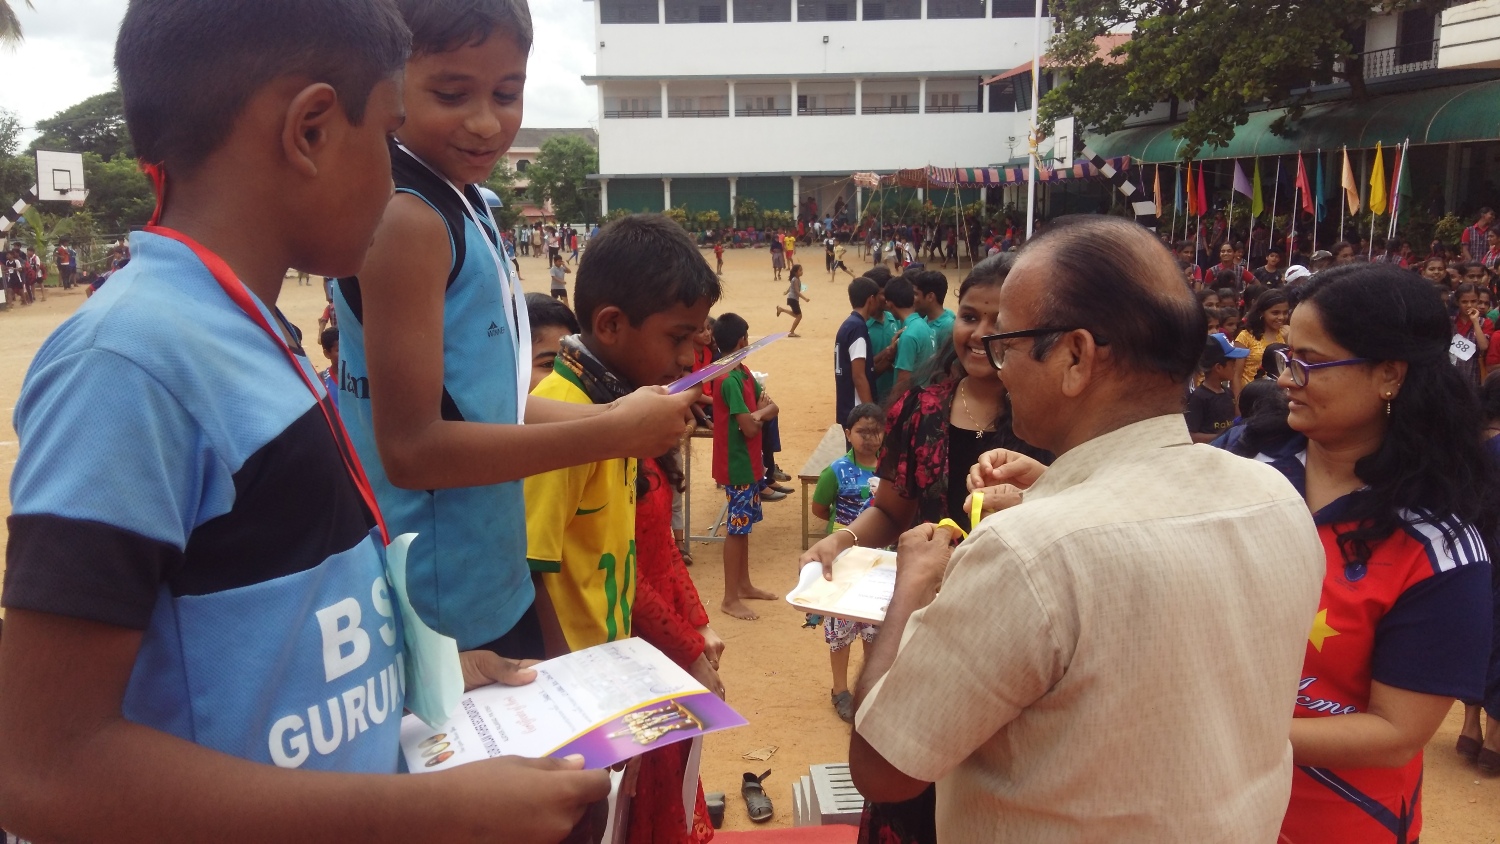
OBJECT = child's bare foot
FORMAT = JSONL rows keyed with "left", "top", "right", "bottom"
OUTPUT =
{"left": 721, "top": 600, "right": 759, "bottom": 620}
{"left": 743, "top": 586, "right": 779, "bottom": 601}
{"left": 787, "top": 332, "right": 800, "bottom": 338}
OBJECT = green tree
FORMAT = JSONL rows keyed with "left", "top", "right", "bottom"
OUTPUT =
{"left": 524, "top": 135, "right": 600, "bottom": 225}
{"left": 81, "top": 152, "right": 154, "bottom": 233}
{"left": 485, "top": 158, "right": 522, "bottom": 231}
{"left": 1, "top": 0, "right": 33, "bottom": 44}
{"left": 0, "top": 107, "right": 22, "bottom": 158}
{"left": 19, "top": 207, "right": 74, "bottom": 280}
{"left": 1041, "top": 0, "right": 1434, "bottom": 158}
{"left": 31, "top": 87, "right": 133, "bottom": 161}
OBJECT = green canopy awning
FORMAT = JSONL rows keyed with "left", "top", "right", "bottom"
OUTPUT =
{"left": 1087, "top": 79, "right": 1500, "bottom": 162}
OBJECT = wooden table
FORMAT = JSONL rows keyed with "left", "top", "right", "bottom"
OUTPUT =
{"left": 797, "top": 424, "right": 849, "bottom": 550}
{"left": 681, "top": 426, "right": 724, "bottom": 545}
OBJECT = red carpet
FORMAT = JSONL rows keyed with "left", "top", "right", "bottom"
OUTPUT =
{"left": 714, "top": 826, "right": 856, "bottom": 843}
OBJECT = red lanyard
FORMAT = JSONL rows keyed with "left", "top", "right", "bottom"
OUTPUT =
{"left": 144, "top": 224, "right": 391, "bottom": 545}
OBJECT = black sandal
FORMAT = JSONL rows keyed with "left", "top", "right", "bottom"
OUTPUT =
{"left": 741, "top": 770, "right": 774, "bottom": 822}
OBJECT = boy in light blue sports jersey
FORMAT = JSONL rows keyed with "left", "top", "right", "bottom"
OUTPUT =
{"left": 0, "top": 0, "right": 606, "bottom": 840}
{"left": 337, "top": 0, "right": 696, "bottom": 661}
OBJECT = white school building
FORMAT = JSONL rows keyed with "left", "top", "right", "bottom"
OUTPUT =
{"left": 582, "top": 0, "right": 1048, "bottom": 223}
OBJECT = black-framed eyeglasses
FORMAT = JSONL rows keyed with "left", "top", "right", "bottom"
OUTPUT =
{"left": 979, "top": 327, "right": 1109, "bottom": 370}
{"left": 1271, "top": 348, "right": 1372, "bottom": 387}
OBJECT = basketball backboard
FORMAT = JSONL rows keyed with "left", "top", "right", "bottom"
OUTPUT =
{"left": 35, "top": 150, "right": 87, "bottom": 203}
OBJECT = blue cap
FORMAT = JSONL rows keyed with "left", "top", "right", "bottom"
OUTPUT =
{"left": 1207, "top": 332, "right": 1250, "bottom": 360}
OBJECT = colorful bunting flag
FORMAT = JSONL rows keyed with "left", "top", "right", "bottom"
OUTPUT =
{"left": 1195, "top": 162, "right": 1208, "bottom": 215}
{"left": 1342, "top": 147, "right": 1360, "bottom": 214}
{"left": 1252, "top": 159, "right": 1264, "bottom": 218}
{"left": 1315, "top": 153, "right": 1326, "bottom": 221}
{"left": 1295, "top": 155, "right": 1314, "bottom": 215}
{"left": 1369, "top": 142, "right": 1387, "bottom": 216}
{"left": 1233, "top": 160, "right": 1253, "bottom": 198}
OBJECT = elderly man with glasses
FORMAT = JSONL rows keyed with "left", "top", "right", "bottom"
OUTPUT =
{"left": 847, "top": 215, "right": 1327, "bottom": 844}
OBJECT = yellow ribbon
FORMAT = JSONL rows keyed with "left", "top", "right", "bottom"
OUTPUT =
{"left": 934, "top": 492, "right": 985, "bottom": 542}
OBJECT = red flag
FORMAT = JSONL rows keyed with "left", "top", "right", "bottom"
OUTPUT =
{"left": 1295, "top": 155, "right": 1314, "bottom": 215}
{"left": 1194, "top": 162, "right": 1208, "bottom": 215}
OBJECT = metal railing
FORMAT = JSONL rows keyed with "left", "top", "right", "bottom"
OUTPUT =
{"left": 670, "top": 108, "right": 730, "bottom": 117}
{"left": 799, "top": 106, "right": 857, "bottom": 115}
{"left": 738, "top": 107, "right": 792, "bottom": 116}
{"left": 1361, "top": 39, "right": 1438, "bottom": 79}
{"left": 864, "top": 105, "right": 919, "bottom": 114}
{"left": 603, "top": 109, "right": 663, "bottom": 119}
{"left": 927, "top": 104, "right": 981, "bottom": 113}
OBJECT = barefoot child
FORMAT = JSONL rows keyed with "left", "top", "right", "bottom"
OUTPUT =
{"left": 525, "top": 214, "right": 720, "bottom": 653}
{"left": 711, "top": 313, "right": 780, "bottom": 620}
{"left": 809, "top": 402, "right": 885, "bottom": 722}
{"left": 549, "top": 252, "right": 570, "bottom": 302}
{"left": 776, "top": 263, "right": 809, "bottom": 337}
{"left": 0, "top": 0, "right": 607, "bottom": 838}
{"left": 335, "top": 0, "right": 698, "bottom": 661}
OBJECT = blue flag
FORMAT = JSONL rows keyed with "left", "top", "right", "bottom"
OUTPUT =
{"left": 1174, "top": 165, "right": 1184, "bottom": 213}
{"left": 1315, "top": 152, "right": 1326, "bottom": 221}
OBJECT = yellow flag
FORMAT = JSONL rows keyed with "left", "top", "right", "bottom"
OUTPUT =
{"left": 1341, "top": 147, "right": 1360, "bottom": 214}
{"left": 1369, "top": 142, "right": 1387, "bottom": 216}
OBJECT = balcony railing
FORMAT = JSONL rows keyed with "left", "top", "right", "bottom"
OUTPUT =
{"left": 927, "top": 104, "right": 981, "bottom": 113}
{"left": 670, "top": 108, "right": 730, "bottom": 117}
{"left": 799, "top": 106, "right": 857, "bottom": 115}
{"left": 864, "top": 105, "right": 919, "bottom": 114}
{"left": 1362, "top": 39, "right": 1438, "bottom": 79}
{"left": 738, "top": 107, "right": 791, "bottom": 116}
{"left": 604, "top": 109, "right": 663, "bottom": 118}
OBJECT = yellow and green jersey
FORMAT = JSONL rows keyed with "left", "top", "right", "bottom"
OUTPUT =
{"left": 524, "top": 366, "right": 637, "bottom": 651}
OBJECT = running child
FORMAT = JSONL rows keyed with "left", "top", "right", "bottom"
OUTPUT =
{"left": 711, "top": 313, "right": 780, "bottom": 620}
{"left": 0, "top": 0, "right": 607, "bottom": 838}
{"left": 776, "top": 263, "right": 809, "bottom": 337}
{"left": 334, "top": 0, "right": 697, "bottom": 662}
{"left": 525, "top": 214, "right": 720, "bottom": 653}
{"left": 809, "top": 402, "right": 884, "bottom": 723}
{"left": 829, "top": 238, "right": 853, "bottom": 280}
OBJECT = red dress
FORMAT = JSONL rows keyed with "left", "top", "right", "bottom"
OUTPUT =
{"left": 626, "top": 460, "right": 715, "bottom": 844}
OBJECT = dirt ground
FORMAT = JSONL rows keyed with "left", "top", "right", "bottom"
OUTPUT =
{"left": 0, "top": 244, "right": 1495, "bottom": 839}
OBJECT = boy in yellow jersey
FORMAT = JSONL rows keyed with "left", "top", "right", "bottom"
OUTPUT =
{"left": 526, "top": 215, "right": 722, "bottom": 651}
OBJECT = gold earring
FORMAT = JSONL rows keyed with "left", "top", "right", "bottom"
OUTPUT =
{"left": 1384, "top": 392, "right": 1393, "bottom": 417}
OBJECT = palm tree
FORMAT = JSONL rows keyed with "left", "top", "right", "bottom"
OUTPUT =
{"left": 1, "top": 1, "right": 34, "bottom": 45}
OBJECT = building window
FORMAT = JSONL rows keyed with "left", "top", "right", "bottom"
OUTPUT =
{"left": 1395, "top": 7, "right": 1438, "bottom": 66}
{"left": 516, "top": 159, "right": 530, "bottom": 173}
{"left": 928, "top": 0, "right": 984, "bottom": 18}
{"left": 600, "top": 0, "right": 660, "bottom": 23}
{"left": 991, "top": 0, "right": 1044, "bottom": 17}
{"left": 605, "top": 96, "right": 662, "bottom": 118}
{"left": 665, "top": 0, "right": 727, "bottom": 22}
{"left": 987, "top": 79, "right": 1017, "bottom": 111}
{"left": 733, "top": 0, "right": 792, "bottom": 22}
{"left": 798, "top": 0, "right": 852, "bottom": 20}
{"left": 862, "top": 0, "right": 919, "bottom": 19}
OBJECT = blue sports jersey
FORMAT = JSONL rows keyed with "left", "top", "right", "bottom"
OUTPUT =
{"left": 4, "top": 232, "right": 403, "bottom": 772}
{"left": 335, "top": 142, "right": 533, "bottom": 650}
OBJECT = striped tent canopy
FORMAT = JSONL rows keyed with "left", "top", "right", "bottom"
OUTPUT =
{"left": 873, "top": 157, "right": 1133, "bottom": 189}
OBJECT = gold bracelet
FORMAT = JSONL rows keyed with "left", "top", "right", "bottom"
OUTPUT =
{"left": 835, "top": 527, "right": 859, "bottom": 546}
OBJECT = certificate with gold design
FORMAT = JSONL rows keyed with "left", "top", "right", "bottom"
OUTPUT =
{"left": 399, "top": 639, "right": 746, "bottom": 772}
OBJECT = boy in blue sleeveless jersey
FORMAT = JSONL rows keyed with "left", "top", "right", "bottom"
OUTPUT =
{"left": 338, "top": 0, "right": 697, "bottom": 660}
{"left": 0, "top": 1, "right": 606, "bottom": 840}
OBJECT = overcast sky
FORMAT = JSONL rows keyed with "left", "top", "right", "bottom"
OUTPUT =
{"left": 0, "top": 0, "right": 599, "bottom": 144}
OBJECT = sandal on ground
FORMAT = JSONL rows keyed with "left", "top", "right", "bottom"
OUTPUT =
{"left": 676, "top": 540, "right": 695, "bottom": 567}
{"left": 832, "top": 690, "right": 855, "bottom": 724}
{"left": 772, "top": 469, "right": 791, "bottom": 482}
{"left": 1480, "top": 747, "right": 1500, "bottom": 775}
{"left": 1458, "top": 734, "right": 1483, "bottom": 761}
{"left": 742, "top": 770, "right": 774, "bottom": 822}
